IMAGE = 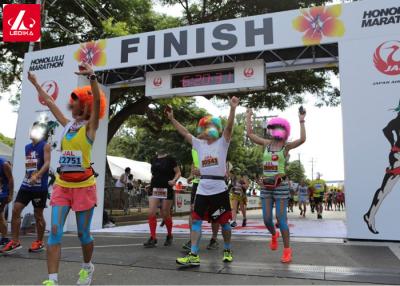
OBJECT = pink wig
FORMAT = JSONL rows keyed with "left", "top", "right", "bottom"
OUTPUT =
{"left": 266, "top": 117, "right": 291, "bottom": 141}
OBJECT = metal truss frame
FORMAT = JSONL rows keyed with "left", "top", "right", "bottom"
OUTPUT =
{"left": 97, "top": 43, "right": 338, "bottom": 89}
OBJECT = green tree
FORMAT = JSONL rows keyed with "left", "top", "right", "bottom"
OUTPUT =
{"left": 161, "top": 0, "right": 340, "bottom": 109}
{"left": 0, "top": 133, "right": 14, "bottom": 147}
{"left": 107, "top": 98, "right": 208, "bottom": 176}
{"left": 286, "top": 160, "right": 306, "bottom": 183}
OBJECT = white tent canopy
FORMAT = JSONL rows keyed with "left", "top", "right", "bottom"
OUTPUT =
{"left": 107, "top": 155, "right": 152, "bottom": 183}
{"left": 107, "top": 155, "right": 188, "bottom": 185}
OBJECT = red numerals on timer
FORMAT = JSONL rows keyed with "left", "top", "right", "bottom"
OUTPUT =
{"left": 180, "top": 71, "right": 233, "bottom": 87}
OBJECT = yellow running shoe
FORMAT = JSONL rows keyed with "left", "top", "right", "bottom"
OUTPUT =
{"left": 42, "top": 279, "right": 57, "bottom": 286}
{"left": 176, "top": 252, "right": 200, "bottom": 266}
{"left": 222, "top": 249, "right": 233, "bottom": 263}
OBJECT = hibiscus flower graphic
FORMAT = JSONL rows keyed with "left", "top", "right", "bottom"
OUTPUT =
{"left": 74, "top": 39, "right": 107, "bottom": 66}
{"left": 292, "top": 5, "right": 345, "bottom": 46}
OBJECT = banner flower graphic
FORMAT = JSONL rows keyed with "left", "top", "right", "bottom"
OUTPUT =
{"left": 292, "top": 5, "right": 345, "bottom": 46}
{"left": 74, "top": 39, "right": 107, "bottom": 66}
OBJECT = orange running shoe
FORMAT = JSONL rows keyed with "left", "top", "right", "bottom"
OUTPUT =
{"left": 29, "top": 240, "right": 44, "bottom": 252}
{"left": 281, "top": 247, "right": 292, "bottom": 263}
{"left": 269, "top": 231, "right": 280, "bottom": 251}
{"left": 1, "top": 240, "right": 22, "bottom": 255}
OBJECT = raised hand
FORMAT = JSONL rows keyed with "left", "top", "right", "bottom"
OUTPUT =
{"left": 230, "top": 96, "right": 239, "bottom": 108}
{"left": 299, "top": 108, "right": 306, "bottom": 121}
{"left": 165, "top": 107, "right": 174, "bottom": 120}
{"left": 27, "top": 71, "right": 38, "bottom": 85}
{"left": 75, "top": 62, "right": 94, "bottom": 76}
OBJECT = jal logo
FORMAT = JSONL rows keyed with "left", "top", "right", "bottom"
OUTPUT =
{"left": 373, "top": 41, "right": 400, "bottom": 76}
{"left": 243, "top": 67, "right": 254, "bottom": 78}
{"left": 3, "top": 4, "right": 41, "bottom": 42}
{"left": 153, "top": 77, "right": 162, "bottom": 87}
{"left": 38, "top": 80, "right": 58, "bottom": 105}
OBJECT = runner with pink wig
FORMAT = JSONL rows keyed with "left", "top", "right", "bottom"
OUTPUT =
{"left": 246, "top": 107, "right": 306, "bottom": 264}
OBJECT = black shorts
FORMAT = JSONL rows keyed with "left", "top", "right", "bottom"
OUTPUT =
{"left": 0, "top": 197, "right": 8, "bottom": 212}
{"left": 193, "top": 190, "right": 232, "bottom": 224}
{"left": 191, "top": 182, "right": 199, "bottom": 204}
{"left": 148, "top": 186, "right": 174, "bottom": 200}
{"left": 314, "top": 197, "right": 323, "bottom": 204}
{"left": 15, "top": 188, "right": 48, "bottom": 209}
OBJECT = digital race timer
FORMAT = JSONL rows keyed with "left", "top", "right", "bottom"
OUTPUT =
{"left": 171, "top": 69, "right": 234, "bottom": 88}
{"left": 145, "top": 60, "right": 266, "bottom": 99}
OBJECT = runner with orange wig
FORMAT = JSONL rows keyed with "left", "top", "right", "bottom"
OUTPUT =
{"left": 28, "top": 62, "right": 106, "bottom": 286}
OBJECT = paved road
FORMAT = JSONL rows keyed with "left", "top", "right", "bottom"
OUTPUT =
{"left": 1, "top": 231, "right": 400, "bottom": 285}
{"left": 2, "top": 208, "right": 400, "bottom": 285}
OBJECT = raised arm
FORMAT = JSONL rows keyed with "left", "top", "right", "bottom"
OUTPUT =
{"left": 166, "top": 108, "right": 193, "bottom": 145}
{"left": 246, "top": 108, "right": 270, "bottom": 146}
{"left": 286, "top": 110, "right": 306, "bottom": 151}
{"left": 28, "top": 72, "right": 69, "bottom": 127}
{"left": 223, "top": 96, "right": 239, "bottom": 141}
{"left": 75, "top": 63, "right": 101, "bottom": 142}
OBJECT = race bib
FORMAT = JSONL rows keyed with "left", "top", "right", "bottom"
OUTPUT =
{"left": 59, "top": 150, "right": 84, "bottom": 172}
{"left": 201, "top": 155, "right": 219, "bottom": 168}
{"left": 263, "top": 161, "right": 278, "bottom": 174}
{"left": 152, "top": 188, "right": 168, "bottom": 199}
{"left": 25, "top": 158, "right": 38, "bottom": 172}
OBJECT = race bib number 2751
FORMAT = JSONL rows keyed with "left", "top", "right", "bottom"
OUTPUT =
{"left": 59, "top": 150, "right": 82, "bottom": 167}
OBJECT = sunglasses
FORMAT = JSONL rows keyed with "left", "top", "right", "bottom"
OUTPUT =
{"left": 267, "top": 124, "right": 286, "bottom": 130}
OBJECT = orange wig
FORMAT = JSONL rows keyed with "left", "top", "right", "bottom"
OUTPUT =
{"left": 70, "top": 85, "right": 107, "bottom": 119}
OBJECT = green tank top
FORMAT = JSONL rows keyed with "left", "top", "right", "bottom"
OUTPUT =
{"left": 192, "top": 149, "right": 200, "bottom": 184}
{"left": 263, "top": 145, "right": 286, "bottom": 177}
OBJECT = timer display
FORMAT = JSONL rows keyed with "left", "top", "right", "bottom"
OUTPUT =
{"left": 171, "top": 69, "right": 234, "bottom": 88}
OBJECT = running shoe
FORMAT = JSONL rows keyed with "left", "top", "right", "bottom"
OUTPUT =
{"left": 242, "top": 218, "right": 247, "bottom": 227}
{"left": 317, "top": 214, "right": 323, "bottom": 219}
{"left": 300, "top": 210, "right": 303, "bottom": 216}
{"left": 270, "top": 231, "right": 280, "bottom": 251}
{"left": 222, "top": 249, "right": 233, "bottom": 263}
{"left": 160, "top": 220, "right": 165, "bottom": 227}
{"left": 1, "top": 240, "right": 22, "bottom": 254}
{"left": 77, "top": 263, "right": 95, "bottom": 285}
{"left": 176, "top": 252, "right": 200, "bottom": 266}
{"left": 164, "top": 235, "right": 173, "bottom": 246}
{"left": 230, "top": 221, "right": 237, "bottom": 228}
{"left": 42, "top": 280, "right": 58, "bottom": 286}
{"left": 281, "top": 247, "right": 292, "bottom": 263}
{"left": 29, "top": 240, "right": 45, "bottom": 252}
{"left": 182, "top": 240, "right": 191, "bottom": 251}
{"left": 0, "top": 237, "right": 10, "bottom": 246}
{"left": 207, "top": 238, "right": 219, "bottom": 250}
{"left": 143, "top": 237, "right": 157, "bottom": 248}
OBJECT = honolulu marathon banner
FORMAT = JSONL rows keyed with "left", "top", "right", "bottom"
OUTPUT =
{"left": 15, "top": 0, "right": 400, "bottom": 237}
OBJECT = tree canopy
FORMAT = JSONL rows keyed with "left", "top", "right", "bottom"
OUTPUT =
{"left": 2, "top": 0, "right": 341, "bottom": 169}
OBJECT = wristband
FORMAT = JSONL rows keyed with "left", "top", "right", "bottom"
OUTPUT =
{"left": 300, "top": 120, "right": 305, "bottom": 123}
{"left": 87, "top": 74, "right": 97, "bottom": 81}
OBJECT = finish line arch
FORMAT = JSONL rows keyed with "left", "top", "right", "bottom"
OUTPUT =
{"left": 14, "top": 0, "right": 400, "bottom": 240}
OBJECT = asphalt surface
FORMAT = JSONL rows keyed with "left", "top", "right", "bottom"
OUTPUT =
{"left": 2, "top": 209, "right": 400, "bottom": 285}
{"left": 1, "top": 231, "right": 400, "bottom": 285}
